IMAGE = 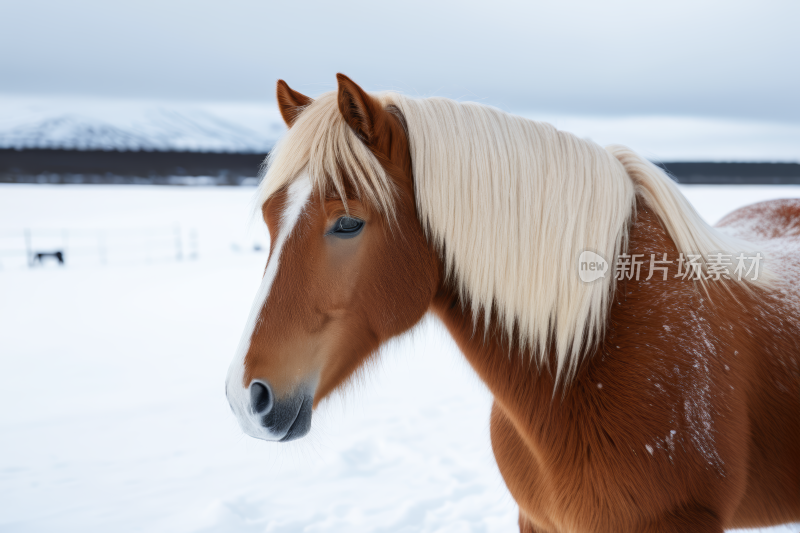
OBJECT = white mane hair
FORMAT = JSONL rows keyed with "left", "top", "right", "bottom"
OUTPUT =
{"left": 258, "top": 90, "right": 763, "bottom": 381}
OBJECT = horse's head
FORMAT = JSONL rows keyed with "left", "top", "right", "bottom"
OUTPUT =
{"left": 226, "top": 75, "right": 440, "bottom": 441}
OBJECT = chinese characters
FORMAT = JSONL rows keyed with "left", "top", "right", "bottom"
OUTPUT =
{"left": 614, "top": 252, "right": 762, "bottom": 281}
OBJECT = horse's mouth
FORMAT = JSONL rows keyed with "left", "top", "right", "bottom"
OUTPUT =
{"left": 277, "top": 395, "right": 313, "bottom": 442}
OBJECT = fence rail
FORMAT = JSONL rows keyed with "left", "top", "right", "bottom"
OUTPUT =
{"left": 0, "top": 226, "right": 198, "bottom": 270}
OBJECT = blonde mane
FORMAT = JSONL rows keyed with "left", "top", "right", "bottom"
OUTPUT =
{"left": 258, "top": 90, "right": 763, "bottom": 381}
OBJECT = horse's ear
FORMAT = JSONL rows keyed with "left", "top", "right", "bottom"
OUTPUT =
{"left": 336, "top": 73, "right": 382, "bottom": 144}
{"left": 276, "top": 80, "right": 313, "bottom": 128}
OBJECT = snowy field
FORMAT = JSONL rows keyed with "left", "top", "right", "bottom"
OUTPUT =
{"left": 1, "top": 183, "right": 800, "bottom": 533}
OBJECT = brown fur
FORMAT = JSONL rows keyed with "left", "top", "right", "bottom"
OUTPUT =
{"left": 276, "top": 79, "right": 313, "bottom": 127}
{"left": 243, "top": 75, "right": 800, "bottom": 532}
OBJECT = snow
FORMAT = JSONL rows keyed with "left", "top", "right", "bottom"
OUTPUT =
{"left": 2, "top": 94, "right": 800, "bottom": 162}
{"left": 1, "top": 183, "right": 800, "bottom": 532}
{"left": 0, "top": 95, "right": 285, "bottom": 152}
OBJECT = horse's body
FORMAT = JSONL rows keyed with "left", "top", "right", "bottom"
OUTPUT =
{"left": 441, "top": 200, "right": 800, "bottom": 532}
{"left": 226, "top": 75, "right": 800, "bottom": 532}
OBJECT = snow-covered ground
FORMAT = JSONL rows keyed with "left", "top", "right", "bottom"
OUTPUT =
{"left": 1, "top": 183, "right": 799, "bottom": 532}
{"left": 2, "top": 94, "right": 800, "bottom": 162}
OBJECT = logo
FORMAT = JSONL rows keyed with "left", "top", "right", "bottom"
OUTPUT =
{"left": 578, "top": 251, "right": 608, "bottom": 282}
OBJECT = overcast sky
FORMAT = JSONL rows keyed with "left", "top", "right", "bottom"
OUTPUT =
{"left": 2, "top": 0, "right": 798, "bottom": 121}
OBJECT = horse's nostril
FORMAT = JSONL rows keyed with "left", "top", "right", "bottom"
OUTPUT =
{"left": 250, "top": 381, "right": 273, "bottom": 415}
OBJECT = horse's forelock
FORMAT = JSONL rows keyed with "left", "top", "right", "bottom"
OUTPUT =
{"left": 256, "top": 92, "right": 399, "bottom": 222}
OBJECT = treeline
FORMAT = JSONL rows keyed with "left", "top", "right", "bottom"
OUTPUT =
{"left": 1, "top": 149, "right": 799, "bottom": 185}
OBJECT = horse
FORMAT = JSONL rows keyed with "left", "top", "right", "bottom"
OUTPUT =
{"left": 225, "top": 74, "right": 800, "bottom": 532}
{"left": 33, "top": 250, "right": 64, "bottom": 265}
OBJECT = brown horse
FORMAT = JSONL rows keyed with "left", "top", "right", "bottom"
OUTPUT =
{"left": 225, "top": 74, "right": 800, "bottom": 532}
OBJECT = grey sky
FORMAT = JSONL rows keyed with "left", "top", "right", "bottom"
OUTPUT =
{"left": 2, "top": 0, "right": 798, "bottom": 121}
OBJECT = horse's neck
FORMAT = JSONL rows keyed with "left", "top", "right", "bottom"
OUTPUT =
{"left": 429, "top": 200, "right": 716, "bottom": 427}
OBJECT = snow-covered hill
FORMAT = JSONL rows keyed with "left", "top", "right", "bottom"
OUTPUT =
{"left": 0, "top": 95, "right": 287, "bottom": 152}
{"left": 1, "top": 94, "right": 799, "bottom": 161}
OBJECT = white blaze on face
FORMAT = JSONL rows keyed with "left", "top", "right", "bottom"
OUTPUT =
{"left": 226, "top": 175, "right": 313, "bottom": 439}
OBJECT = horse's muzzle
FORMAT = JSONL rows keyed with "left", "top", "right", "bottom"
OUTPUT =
{"left": 228, "top": 379, "right": 313, "bottom": 442}
{"left": 252, "top": 381, "right": 313, "bottom": 442}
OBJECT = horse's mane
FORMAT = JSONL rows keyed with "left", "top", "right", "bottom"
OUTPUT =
{"left": 258, "top": 91, "right": 764, "bottom": 381}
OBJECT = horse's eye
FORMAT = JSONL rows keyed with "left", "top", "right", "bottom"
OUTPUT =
{"left": 327, "top": 217, "right": 365, "bottom": 239}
